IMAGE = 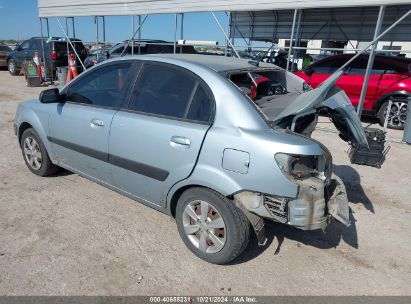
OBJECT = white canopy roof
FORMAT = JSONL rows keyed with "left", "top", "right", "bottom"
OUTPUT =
{"left": 38, "top": 0, "right": 411, "bottom": 17}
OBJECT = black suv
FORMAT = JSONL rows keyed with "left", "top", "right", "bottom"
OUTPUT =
{"left": 7, "top": 37, "right": 88, "bottom": 76}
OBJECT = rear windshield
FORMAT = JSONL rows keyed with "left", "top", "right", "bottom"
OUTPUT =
{"left": 54, "top": 41, "right": 87, "bottom": 55}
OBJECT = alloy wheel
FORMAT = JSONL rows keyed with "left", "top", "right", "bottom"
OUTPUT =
{"left": 384, "top": 100, "right": 408, "bottom": 129}
{"left": 182, "top": 200, "right": 227, "bottom": 254}
{"left": 23, "top": 136, "right": 42, "bottom": 170}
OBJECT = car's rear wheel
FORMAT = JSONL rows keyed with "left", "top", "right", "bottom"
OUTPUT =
{"left": 378, "top": 98, "right": 408, "bottom": 130}
{"left": 176, "top": 187, "right": 250, "bottom": 264}
{"left": 8, "top": 60, "right": 19, "bottom": 76}
{"left": 20, "top": 128, "right": 58, "bottom": 176}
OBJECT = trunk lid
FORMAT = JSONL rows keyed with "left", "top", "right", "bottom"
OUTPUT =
{"left": 273, "top": 71, "right": 368, "bottom": 147}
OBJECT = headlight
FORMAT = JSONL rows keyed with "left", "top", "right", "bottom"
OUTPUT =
{"left": 275, "top": 153, "right": 327, "bottom": 181}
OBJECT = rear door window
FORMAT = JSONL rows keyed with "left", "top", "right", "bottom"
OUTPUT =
{"left": 128, "top": 63, "right": 213, "bottom": 122}
{"left": 186, "top": 85, "right": 213, "bottom": 122}
{"left": 67, "top": 62, "right": 135, "bottom": 108}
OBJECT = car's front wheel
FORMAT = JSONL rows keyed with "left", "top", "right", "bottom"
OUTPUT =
{"left": 176, "top": 187, "right": 250, "bottom": 264}
{"left": 20, "top": 128, "right": 58, "bottom": 176}
{"left": 8, "top": 60, "right": 19, "bottom": 76}
{"left": 378, "top": 98, "right": 408, "bottom": 130}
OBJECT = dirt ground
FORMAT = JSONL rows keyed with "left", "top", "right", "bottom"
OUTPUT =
{"left": 0, "top": 70, "right": 410, "bottom": 295}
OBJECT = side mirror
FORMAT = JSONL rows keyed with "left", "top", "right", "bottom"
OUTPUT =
{"left": 305, "top": 67, "right": 313, "bottom": 76}
{"left": 15, "top": 45, "right": 21, "bottom": 51}
{"left": 39, "top": 88, "right": 63, "bottom": 104}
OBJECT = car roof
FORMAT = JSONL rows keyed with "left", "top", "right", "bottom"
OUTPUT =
{"left": 131, "top": 54, "right": 281, "bottom": 73}
{"left": 30, "top": 37, "right": 83, "bottom": 42}
{"left": 315, "top": 53, "right": 411, "bottom": 64}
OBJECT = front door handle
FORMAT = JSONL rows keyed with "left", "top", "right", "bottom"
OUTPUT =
{"left": 170, "top": 136, "right": 191, "bottom": 149}
{"left": 91, "top": 118, "right": 104, "bottom": 127}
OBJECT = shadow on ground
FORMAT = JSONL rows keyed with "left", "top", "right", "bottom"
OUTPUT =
{"left": 232, "top": 213, "right": 358, "bottom": 265}
{"left": 49, "top": 168, "right": 74, "bottom": 177}
{"left": 333, "top": 164, "right": 374, "bottom": 213}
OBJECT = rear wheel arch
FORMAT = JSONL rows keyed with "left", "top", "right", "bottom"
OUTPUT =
{"left": 170, "top": 184, "right": 211, "bottom": 218}
{"left": 374, "top": 91, "right": 410, "bottom": 111}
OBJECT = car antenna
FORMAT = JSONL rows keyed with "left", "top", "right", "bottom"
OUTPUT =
{"left": 248, "top": 42, "right": 276, "bottom": 67}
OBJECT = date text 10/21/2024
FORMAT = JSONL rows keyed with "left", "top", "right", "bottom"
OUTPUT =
{"left": 149, "top": 296, "right": 258, "bottom": 303}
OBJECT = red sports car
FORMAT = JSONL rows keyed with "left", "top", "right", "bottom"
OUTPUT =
{"left": 294, "top": 54, "right": 411, "bottom": 129}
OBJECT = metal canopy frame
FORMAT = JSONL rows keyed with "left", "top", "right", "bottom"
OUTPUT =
{"left": 36, "top": 3, "right": 411, "bottom": 120}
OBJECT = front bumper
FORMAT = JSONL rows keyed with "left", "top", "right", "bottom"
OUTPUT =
{"left": 234, "top": 174, "right": 350, "bottom": 231}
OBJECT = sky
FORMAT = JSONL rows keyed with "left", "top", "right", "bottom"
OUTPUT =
{"left": 0, "top": 0, "right": 231, "bottom": 45}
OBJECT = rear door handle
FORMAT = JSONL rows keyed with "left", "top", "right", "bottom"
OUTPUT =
{"left": 170, "top": 136, "right": 191, "bottom": 149}
{"left": 91, "top": 118, "right": 104, "bottom": 127}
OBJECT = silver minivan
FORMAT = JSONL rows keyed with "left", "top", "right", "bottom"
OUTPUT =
{"left": 14, "top": 54, "right": 367, "bottom": 264}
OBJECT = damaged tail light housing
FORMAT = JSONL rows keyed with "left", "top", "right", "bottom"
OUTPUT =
{"left": 275, "top": 153, "right": 328, "bottom": 182}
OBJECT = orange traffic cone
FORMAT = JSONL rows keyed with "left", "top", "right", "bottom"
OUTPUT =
{"left": 66, "top": 53, "right": 79, "bottom": 83}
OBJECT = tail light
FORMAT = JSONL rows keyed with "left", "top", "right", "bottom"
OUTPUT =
{"left": 275, "top": 153, "right": 328, "bottom": 182}
{"left": 50, "top": 50, "right": 57, "bottom": 60}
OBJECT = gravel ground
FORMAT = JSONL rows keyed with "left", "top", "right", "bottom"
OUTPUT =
{"left": 0, "top": 70, "right": 410, "bottom": 295}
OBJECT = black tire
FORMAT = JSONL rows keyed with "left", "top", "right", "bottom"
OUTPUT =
{"left": 20, "top": 128, "right": 58, "bottom": 176}
{"left": 8, "top": 59, "right": 19, "bottom": 76}
{"left": 378, "top": 99, "right": 408, "bottom": 130}
{"left": 176, "top": 187, "right": 250, "bottom": 264}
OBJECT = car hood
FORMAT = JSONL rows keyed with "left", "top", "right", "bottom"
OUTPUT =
{"left": 272, "top": 71, "right": 368, "bottom": 147}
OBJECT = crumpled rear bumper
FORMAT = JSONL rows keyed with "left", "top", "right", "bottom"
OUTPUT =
{"left": 287, "top": 174, "right": 350, "bottom": 230}
{"left": 326, "top": 175, "right": 351, "bottom": 227}
{"left": 234, "top": 174, "right": 350, "bottom": 233}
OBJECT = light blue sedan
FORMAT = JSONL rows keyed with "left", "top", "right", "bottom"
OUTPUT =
{"left": 14, "top": 54, "right": 367, "bottom": 264}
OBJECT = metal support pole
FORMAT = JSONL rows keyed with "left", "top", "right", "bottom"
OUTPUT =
{"left": 39, "top": 18, "right": 49, "bottom": 83}
{"left": 291, "top": 10, "right": 302, "bottom": 72}
{"left": 286, "top": 9, "right": 298, "bottom": 71}
{"left": 180, "top": 13, "right": 184, "bottom": 54}
{"left": 138, "top": 15, "right": 141, "bottom": 54}
{"left": 131, "top": 16, "right": 134, "bottom": 55}
{"left": 231, "top": 13, "right": 236, "bottom": 47}
{"left": 211, "top": 12, "right": 240, "bottom": 58}
{"left": 72, "top": 17, "right": 76, "bottom": 38}
{"left": 226, "top": 12, "right": 231, "bottom": 56}
{"left": 211, "top": 12, "right": 257, "bottom": 87}
{"left": 120, "top": 15, "right": 148, "bottom": 56}
{"left": 95, "top": 16, "right": 99, "bottom": 48}
{"left": 383, "top": 99, "right": 393, "bottom": 131}
{"left": 65, "top": 17, "right": 69, "bottom": 36}
{"left": 357, "top": 5, "right": 385, "bottom": 117}
{"left": 102, "top": 16, "right": 106, "bottom": 51}
{"left": 56, "top": 18, "right": 86, "bottom": 70}
{"left": 46, "top": 18, "right": 50, "bottom": 37}
{"left": 173, "top": 14, "right": 178, "bottom": 54}
{"left": 65, "top": 17, "right": 70, "bottom": 66}
{"left": 65, "top": 38, "right": 69, "bottom": 65}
